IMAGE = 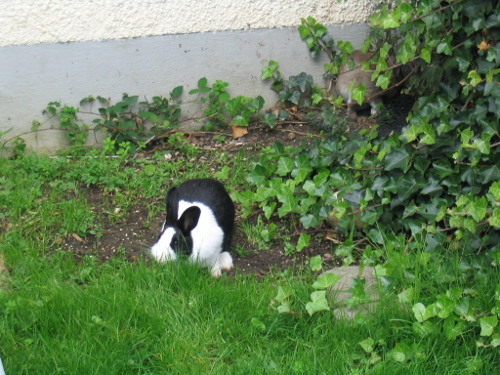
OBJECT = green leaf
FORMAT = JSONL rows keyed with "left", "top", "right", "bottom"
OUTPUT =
{"left": 466, "top": 196, "right": 488, "bottom": 222}
{"left": 413, "top": 302, "right": 435, "bottom": 322}
{"left": 292, "top": 155, "right": 313, "bottom": 182}
{"left": 399, "top": 2, "right": 414, "bottom": 24}
{"left": 312, "top": 273, "right": 342, "bottom": 290}
{"left": 489, "top": 209, "right": 500, "bottom": 227}
{"left": 479, "top": 315, "right": 498, "bottom": 336}
{"left": 435, "top": 295, "right": 455, "bottom": 319}
{"left": 402, "top": 124, "right": 421, "bottom": 143}
{"left": 444, "top": 317, "right": 465, "bottom": 340}
{"left": 277, "top": 191, "right": 298, "bottom": 217}
{"left": 247, "top": 164, "right": 268, "bottom": 186}
{"left": 274, "top": 285, "right": 292, "bottom": 303}
{"left": 390, "top": 342, "right": 411, "bottom": 363}
{"left": 213, "top": 165, "right": 230, "bottom": 180}
{"left": 351, "top": 83, "right": 366, "bottom": 106}
{"left": 384, "top": 149, "right": 410, "bottom": 172}
{"left": 306, "top": 291, "right": 329, "bottom": 315}
{"left": 491, "top": 333, "right": 500, "bottom": 347}
{"left": 298, "top": 24, "right": 310, "bottom": 40}
{"left": 276, "top": 157, "right": 295, "bottom": 176}
{"left": 197, "top": 77, "right": 208, "bottom": 89}
{"left": 490, "top": 181, "right": 500, "bottom": 200}
{"left": 420, "top": 47, "right": 431, "bottom": 63}
{"left": 296, "top": 233, "right": 311, "bottom": 252}
{"left": 383, "top": 12, "right": 400, "bottom": 28}
{"left": 376, "top": 71, "right": 391, "bottom": 90}
{"left": 359, "top": 337, "right": 375, "bottom": 353}
{"left": 468, "top": 70, "right": 482, "bottom": 87}
{"left": 171, "top": 85, "right": 183, "bottom": 98}
{"left": 300, "top": 214, "right": 321, "bottom": 229}
{"left": 309, "top": 255, "right": 323, "bottom": 271}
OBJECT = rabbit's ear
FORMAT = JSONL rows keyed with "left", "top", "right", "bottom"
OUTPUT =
{"left": 165, "top": 187, "right": 179, "bottom": 225}
{"left": 178, "top": 206, "right": 201, "bottom": 234}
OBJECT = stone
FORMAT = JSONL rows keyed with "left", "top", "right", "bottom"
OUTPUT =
{"left": 323, "top": 265, "right": 379, "bottom": 319}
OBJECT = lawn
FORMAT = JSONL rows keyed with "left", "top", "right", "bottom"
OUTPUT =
{"left": 1, "top": 130, "right": 499, "bottom": 374}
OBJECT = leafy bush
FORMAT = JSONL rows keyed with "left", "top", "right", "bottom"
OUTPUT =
{"left": 34, "top": 88, "right": 183, "bottom": 154}
{"left": 234, "top": 0, "right": 500, "bottom": 350}
{"left": 189, "top": 77, "right": 265, "bottom": 128}
{"left": 242, "top": 0, "right": 500, "bottom": 255}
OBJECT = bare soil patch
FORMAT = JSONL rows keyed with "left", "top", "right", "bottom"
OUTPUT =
{"left": 60, "top": 101, "right": 410, "bottom": 275}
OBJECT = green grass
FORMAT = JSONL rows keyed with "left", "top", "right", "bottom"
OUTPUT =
{"left": 1, "top": 150, "right": 499, "bottom": 374}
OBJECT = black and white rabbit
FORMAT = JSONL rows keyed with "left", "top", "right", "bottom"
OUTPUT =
{"left": 151, "top": 178, "right": 235, "bottom": 277}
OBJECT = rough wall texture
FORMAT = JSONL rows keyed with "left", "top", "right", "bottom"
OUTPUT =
{"left": 1, "top": 0, "right": 379, "bottom": 46}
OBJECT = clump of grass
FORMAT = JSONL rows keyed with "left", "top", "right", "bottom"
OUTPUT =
{"left": 1, "top": 150, "right": 499, "bottom": 374}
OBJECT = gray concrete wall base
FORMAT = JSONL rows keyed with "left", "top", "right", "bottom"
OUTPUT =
{"left": 0, "top": 24, "right": 368, "bottom": 153}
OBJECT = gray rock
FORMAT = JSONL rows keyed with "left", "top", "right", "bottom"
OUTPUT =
{"left": 323, "top": 266, "right": 379, "bottom": 319}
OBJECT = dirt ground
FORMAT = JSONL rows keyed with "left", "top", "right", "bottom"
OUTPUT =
{"left": 60, "top": 100, "right": 409, "bottom": 276}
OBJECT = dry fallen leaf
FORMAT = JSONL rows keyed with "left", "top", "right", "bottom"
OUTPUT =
{"left": 478, "top": 40, "right": 488, "bottom": 51}
{"left": 72, "top": 233, "right": 83, "bottom": 242}
{"left": 231, "top": 124, "right": 249, "bottom": 139}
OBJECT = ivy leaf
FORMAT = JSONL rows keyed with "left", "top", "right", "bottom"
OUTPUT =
{"left": 491, "top": 181, "right": 500, "bottom": 200}
{"left": 413, "top": 302, "right": 435, "bottom": 322}
{"left": 420, "top": 47, "right": 432, "bottom": 63}
{"left": 383, "top": 12, "right": 400, "bottom": 28}
{"left": 376, "top": 71, "right": 391, "bottom": 90}
{"left": 444, "top": 317, "right": 466, "bottom": 340}
{"left": 277, "top": 192, "right": 298, "bottom": 217}
{"left": 298, "top": 23, "right": 311, "bottom": 39}
{"left": 435, "top": 295, "right": 456, "bottom": 319}
{"left": 296, "top": 233, "right": 311, "bottom": 252}
{"left": 491, "top": 334, "right": 500, "bottom": 348}
{"left": 292, "top": 155, "right": 313, "bottom": 182}
{"left": 312, "top": 273, "right": 342, "bottom": 289}
{"left": 399, "top": 2, "right": 414, "bottom": 24}
{"left": 402, "top": 124, "right": 421, "bottom": 143}
{"left": 468, "top": 70, "right": 482, "bottom": 87}
{"left": 466, "top": 196, "right": 488, "bottom": 222}
{"left": 351, "top": 83, "right": 367, "bottom": 106}
{"left": 277, "top": 302, "right": 291, "bottom": 314}
{"left": 262, "top": 202, "right": 276, "bottom": 220}
{"left": 436, "top": 38, "right": 453, "bottom": 56}
{"left": 247, "top": 164, "right": 268, "bottom": 186}
{"left": 276, "top": 157, "right": 294, "bottom": 176}
{"left": 490, "top": 209, "right": 500, "bottom": 228}
{"left": 479, "top": 315, "right": 498, "bottom": 336}
{"left": 300, "top": 213, "right": 321, "bottom": 229}
{"left": 474, "top": 136, "right": 490, "bottom": 154}
{"left": 420, "top": 123, "right": 436, "bottom": 145}
{"left": 274, "top": 285, "right": 292, "bottom": 303}
{"left": 384, "top": 149, "right": 410, "bottom": 172}
{"left": 309, "top": 255, "right": 323, "bottom": 271}
{"left": 306, "top": 291, "right": 329, "bottom": 315}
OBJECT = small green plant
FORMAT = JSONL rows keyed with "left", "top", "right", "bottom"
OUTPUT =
{"left": 189, "top": 78, "right": 229, "bottom": 129}
{"left": 262, "top": 60, "right": 325, "bottom": 109}
{"left": 272, "top": 254, "right": 369, "bottom": 316}
{"left": 190, "top": 77, "right": 265, "bottom": 128}
{"left": 37, "top": 88, "right": 183, "bottom": 154}
{"left": 42, "top": 102, "right": 89, "bottom": 146}
{"left": 239, "top": 216, "right": 276, "bottom": 251}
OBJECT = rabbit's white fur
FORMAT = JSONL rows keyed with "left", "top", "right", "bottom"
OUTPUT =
{"left": 151, "top": 200, "right": 233, "bottom": 277}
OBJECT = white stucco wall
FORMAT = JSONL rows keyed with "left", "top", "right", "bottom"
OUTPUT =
{"left": 1, "top": 0, "right": 380, "bottom": 46}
